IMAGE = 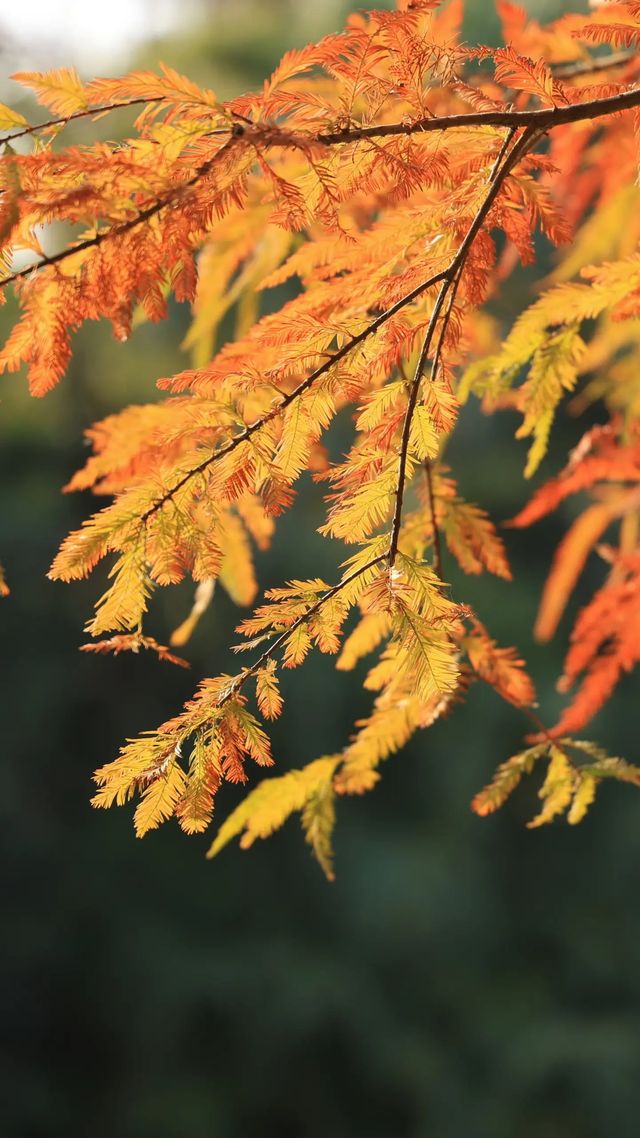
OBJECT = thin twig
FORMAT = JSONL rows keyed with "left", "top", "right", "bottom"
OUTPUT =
{"left": 0, "top": 129, "right": 244, "bottom": 290}
{"left": 387, "top": 126, "right": 541, "bottom": 568}
{"left": 3, "top": 57, "right": 633, "bottom": 151}
{"left": 415, "top": 259, "right": 466, "bottom": 581}
{"left": 2, "top": 86, "right": 633, "bottom": 538}
{"left": 388, "top": 279, "right": 450, "bottom": 565}
{"left": 489, "top": 125, "right": 517, "bottom": 183}
{"left": 2, "top": 95, "right": 165, "bottom": 144}
{"left": 2, "top": 96, "right": 252, "bottom": 146}
{"left": 217, "top": 552, "right": 388, "bottom": 708}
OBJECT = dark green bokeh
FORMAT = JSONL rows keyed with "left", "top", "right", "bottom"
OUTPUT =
{"left": 3, "top": 3, "right": 639, "bottom": 1135}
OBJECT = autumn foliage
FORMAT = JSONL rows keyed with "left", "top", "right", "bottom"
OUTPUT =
{"left": 3, "top": 0, "right": 640, "bottom": 876}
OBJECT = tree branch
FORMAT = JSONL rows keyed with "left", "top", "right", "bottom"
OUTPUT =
{"left": 387, "top": 280, "right": 449, "bottom": 566}
{"left": 2, "top": 95, "right": 165, "bottom": 144}
{"left": 217, "top": 552, "right": 388, "bottom": 709}
{"left": 387, "top": 126, "right": 542, "bottom": 568}
{"left": 2, "top": 96, "right": 252, "bottom": 146}
{"left": 3, "top": 56, "right": 633, "bottom": 151}
{"left": 316, "top": 85, "right": 640, "bottom": 145}
{"left": 0, "top": 129, "right": 244, "bottom": 290}
{"left": 5, "top": 85, "right": 639, "bottom": 292}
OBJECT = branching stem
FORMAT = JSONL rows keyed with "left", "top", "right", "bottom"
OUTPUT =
{"left": 0, "top": 132, "right": 243, "bottom": 290}
{"left": 317, "top": 85, "right": 640, "bottom": 144}
{"left": 387, "top": 125, "right": 542, "bottom": 568}
{"left": 217, "top": 552, "right": 388, "bottom": 708}
{"left": 2, "top": 95, "right": 165, "bottom": 144}
{"left": 3, "top": 85, "right": 638, "bottom": 292}
{"left": 140, "top": 269, "right": 449, "bottom": 523}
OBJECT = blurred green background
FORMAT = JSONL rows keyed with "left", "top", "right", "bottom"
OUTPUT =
{"left": 3, "top": 2, "right": 640, "bottom": 1136}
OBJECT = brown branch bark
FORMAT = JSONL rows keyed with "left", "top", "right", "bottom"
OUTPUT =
{"left": 387, "top": 279, "right": 450, "bottom": 566}
{"left": 3, "top": 56, "right": 633, "bottom": 150}
{"left": 5, "top": 82, "right": 638, "bottom": 546}
{"left": 316, "top": 85, "right": 640, "bottom": 145}
{"left": 2, "top": 95, "right": 165, "bottom": 144}
{"left": 2, "top": 96, "right": 251, "bottom": 145}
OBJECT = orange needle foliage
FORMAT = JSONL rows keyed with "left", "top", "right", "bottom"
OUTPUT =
{"left": 3, "top": 0, "right": 640, "bottom": 873}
